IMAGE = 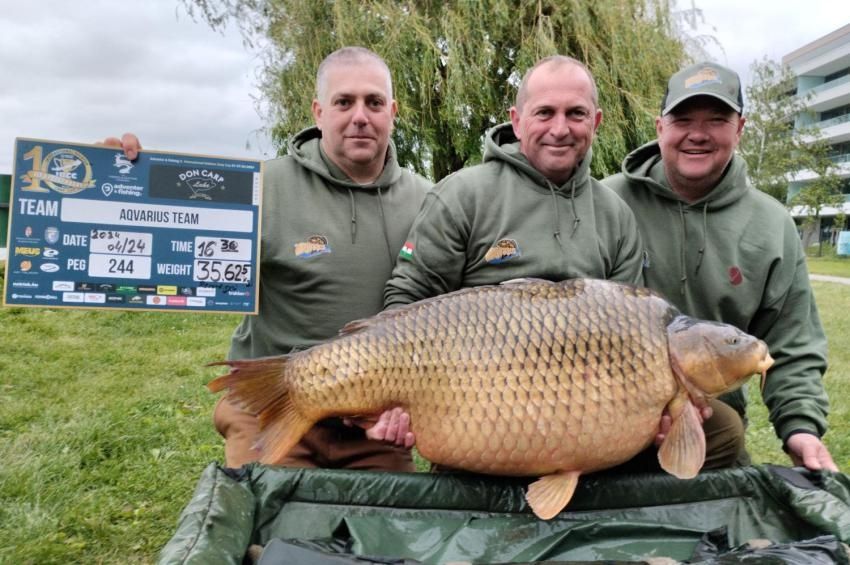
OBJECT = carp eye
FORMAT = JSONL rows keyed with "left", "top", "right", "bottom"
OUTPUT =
{"left": 726, "top": 337, "right": 739, "bottom": 345}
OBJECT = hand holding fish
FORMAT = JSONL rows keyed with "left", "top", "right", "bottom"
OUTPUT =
{"left": 654, "top": 404, "right": 713, "bottom": 447}
{"left": 345, "top": 408, "right": 416, "bottom": 449}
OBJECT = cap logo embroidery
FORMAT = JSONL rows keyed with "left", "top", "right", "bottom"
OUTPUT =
{"left": 294, "top": 235, "right": 331, "bottom": 258}
{"left": 685, "top": 68, "right": 721, "bottom": 89}
{"left": 484, "top": 239, "right": 520, "bottom": 264}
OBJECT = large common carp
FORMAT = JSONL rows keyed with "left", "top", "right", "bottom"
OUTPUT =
{"left": 209, "top": 278, "right": 772, "bottom": 520}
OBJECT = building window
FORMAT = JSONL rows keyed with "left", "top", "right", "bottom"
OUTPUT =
{"left": 822, "top": 103, "right": 850, "bottom": 122}
{"left": 824, "top": 67, "right": 850, "bottom": 83}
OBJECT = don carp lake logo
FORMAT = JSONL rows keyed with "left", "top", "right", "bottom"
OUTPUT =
{"left": 294, "top": 235, "right": 331, "bottom": 258}
{"left": 20, "top": 145, "right": 95, "bottom": 195}
{"left": 176, "top": 169, "right": 226, "bottom": 200}
{"left": 484, "top": 239, "right": 520, "bottom": 264}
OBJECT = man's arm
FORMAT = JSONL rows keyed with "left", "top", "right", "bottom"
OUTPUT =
{"left": 750, "top": 221, "right": 835, "bottom": 471}
{"left": 383, "top": 189, "right": 469, "bottom": 308}
{"left": 607, "top": 203, "right": 645, "bottom": 287}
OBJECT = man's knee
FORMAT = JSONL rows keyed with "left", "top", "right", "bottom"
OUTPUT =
{"left": 703, "top": 399, "right": 746, "bottom": 469}
{"left": 213, "top": 397, "right": 261, "bottom": 468}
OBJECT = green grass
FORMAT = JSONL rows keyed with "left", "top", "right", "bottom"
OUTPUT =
{"left": 807, "top": 255, "right": 850, "bottom": 278}
{"left": 1, "top": 267, "right": 849, "bottom": 563}
{"left": 745, "top": 281, "right": 850, "bottom": 471}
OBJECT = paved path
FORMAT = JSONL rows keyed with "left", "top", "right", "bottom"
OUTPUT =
{"left": 810, "top": 274, "right": 850, "bottom": 285}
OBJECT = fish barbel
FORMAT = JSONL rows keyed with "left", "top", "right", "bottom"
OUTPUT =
{"left": 209, "top": 278, "right": 773, "bottom": 520}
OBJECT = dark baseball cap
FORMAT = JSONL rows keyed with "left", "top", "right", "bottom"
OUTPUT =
{"left": 660, "top": 62, "right": 743, "bottom": 116}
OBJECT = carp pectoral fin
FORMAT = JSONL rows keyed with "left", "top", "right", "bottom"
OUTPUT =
{"left": 525, "top": 470, "right": 581, "bottom": 520}
{"left": 259, "top": 399, "right": 314, "bottom": 465}
{"left": 658, "top": 400, "right": 705, "bottom": 479}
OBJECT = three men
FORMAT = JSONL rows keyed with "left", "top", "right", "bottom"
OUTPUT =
{"left": 604, "top": 62, "right": 837, "bottom": 472}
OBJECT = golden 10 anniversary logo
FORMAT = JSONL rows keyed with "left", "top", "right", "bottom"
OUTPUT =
{"left": 20, "top": 145, "right": 95, "bottom": 194}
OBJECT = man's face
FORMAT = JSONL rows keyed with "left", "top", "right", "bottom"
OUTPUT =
{"left": 656, "top": 96, "right": 745, "bottom": 196}
{"left": 312, "top": 61, "right": 397, "bottom": 178}
{"left": 509, "top": 63, "right": 602, "bottom": 185}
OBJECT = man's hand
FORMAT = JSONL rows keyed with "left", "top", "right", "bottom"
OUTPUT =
{"left": 785, "top": 432, "right": 838, "bottom": 472}
{"left": 97, "top": 133, "right": 142, "bottom": 160}
{"left": 344, "top": 407, "right": 415, "bottom": 449}
{"left": 654, "top": 404, "right": 712, "bottom": 447}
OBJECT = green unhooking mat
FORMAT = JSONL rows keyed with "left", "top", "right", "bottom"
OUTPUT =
{"left": 159, "top": 464, "right": 850, "bottom": 564}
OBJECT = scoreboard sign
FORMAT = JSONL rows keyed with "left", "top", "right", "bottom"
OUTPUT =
{"left": 3, "top": 138, "right": 262, "bottom": 313}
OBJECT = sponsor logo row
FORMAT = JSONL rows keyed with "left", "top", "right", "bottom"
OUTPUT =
{"left": 9, "top": 292, "right": 207, "bottom": 307}
{"left": 43, "top": 281, "right": 218, "bottom": 297}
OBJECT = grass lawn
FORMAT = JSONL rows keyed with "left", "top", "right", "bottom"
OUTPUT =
{"left": 806, "top": 255, "right": 850, "bottom": 278}
{"left": 1, "top": 267, "right": 848, "bottom": 563}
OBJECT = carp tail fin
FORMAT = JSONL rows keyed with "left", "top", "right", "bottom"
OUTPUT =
{"left": 208, "top": 357, "right": 313, "bottom": 464}
{"left": 525, "top": 470, "right": 581, "bottom": 520}
{"left": 658, "top": 398, "right": 705, "bottom": 479}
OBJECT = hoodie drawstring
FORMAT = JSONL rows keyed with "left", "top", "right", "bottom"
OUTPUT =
{"left": 347, "top": 188, "right": 357, "bottom": 244}
{"left": 548, "top": 183, "right": 563, "bottom": 248}
{"left": 570, "top": 183, "right": 580, "bottom": 234}
{"left": 678, "top": 201, "right": 687, "bottom": 295}
{"left": 546, "top": 180, "right": 582, "bottom": 249}
{"left": 376, "top": 187, "right": 395, "bottom": 266}
{"left": 695, "top": 202, "right": 708, "bottom": 275}
{"left": 678, "top": 201, "right": 710, "bottom": 294}
{"left": 348, "top": 187, "right": 395, "bottom": 266}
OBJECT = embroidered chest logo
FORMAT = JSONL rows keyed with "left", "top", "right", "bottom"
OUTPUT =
{"left": 728, "top": 266, "right": 744, "bottom": 286}
{"left": 484, "top": 239, "right": 521, "bottom": 264}
{"left": 294, "top": 235, "right": 331, "bottom": 258}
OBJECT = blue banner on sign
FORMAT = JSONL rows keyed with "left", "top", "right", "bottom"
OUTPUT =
{"left": 4, "top": 138, "right": 262, "bottom": 314}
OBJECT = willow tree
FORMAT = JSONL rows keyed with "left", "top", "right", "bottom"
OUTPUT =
{"left": 185, "top": 0, "right": 687, "bottom": 180}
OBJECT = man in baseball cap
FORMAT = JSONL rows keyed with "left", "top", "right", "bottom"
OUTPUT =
{"left": 604, "top": 62, "right": 838, "bottom": 473}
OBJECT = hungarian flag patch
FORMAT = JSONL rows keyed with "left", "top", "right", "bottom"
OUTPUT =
{"left": 399, "top": 241, "right": 414, "bottom": 260}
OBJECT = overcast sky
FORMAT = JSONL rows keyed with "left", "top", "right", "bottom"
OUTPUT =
{"left": 1, "top": 1, "right": 849, "bottom": 174}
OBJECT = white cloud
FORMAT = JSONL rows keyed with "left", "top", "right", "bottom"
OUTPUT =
{"left": 0, "top": 0, "right": 271, "bottom": 174}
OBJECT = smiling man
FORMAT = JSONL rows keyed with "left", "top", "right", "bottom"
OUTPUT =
{"left": 383, "top": 55, "right": 643, "bottom": 307}
{"left": 604, "top": 62, "right": 838, "bottom": 472}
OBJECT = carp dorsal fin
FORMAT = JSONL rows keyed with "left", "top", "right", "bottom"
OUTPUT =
{"left": 525, "top": 470, "right": 581, "bottom": 520}
{"left": 341, "top": 281, "right": 554, "bottom": 337}
{"left": 499, "top": 277, "right": 552, "bottom": 286}
{"left": 657, "top": 393, "right": 705, "bottom": 479}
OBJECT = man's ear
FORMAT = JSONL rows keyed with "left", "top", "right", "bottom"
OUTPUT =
{"left": 509, "top": 106, "right": 521, "bottom": 140}
{"left": 311, "top": 99, "right": 323, "bottom": 128}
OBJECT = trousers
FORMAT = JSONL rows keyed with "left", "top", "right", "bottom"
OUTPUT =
{"left": 212, "top": 397, "right": 415, "bottom": 471}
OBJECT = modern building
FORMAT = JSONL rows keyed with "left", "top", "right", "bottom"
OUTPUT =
{"left": 783, "top": 23, "right": 850, "bottom": 246}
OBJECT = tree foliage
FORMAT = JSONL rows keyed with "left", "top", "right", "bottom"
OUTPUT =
{"left": 738, "top": 58, "right": 839, "bottom": 205}
{"left": 790, "top": 139, "right": 846, "bottom": 256}
{"left": 738, "top": 58, "right": 845, "bottom": 255}
{"left": 183, "top": 0, "right": 688, "bottom": 180}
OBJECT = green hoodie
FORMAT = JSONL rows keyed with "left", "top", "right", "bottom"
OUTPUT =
{"left": 603, "top": 141, "right": 829, "bottom": 443}
{"left": 384, "top": 123, "right": 643, "bottom": 307}
{"left": 229, "top": 127, "right": 430, "bottom": 359}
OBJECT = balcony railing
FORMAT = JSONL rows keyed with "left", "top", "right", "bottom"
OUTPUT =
{"left": 828, "top": 152, "right": 850, "bottom": 164}
{"left": 816, "top": 112, "right": 850, "bottom": 129}
{"left": 803, "top": 73, "right": 850, "bottom": 97}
